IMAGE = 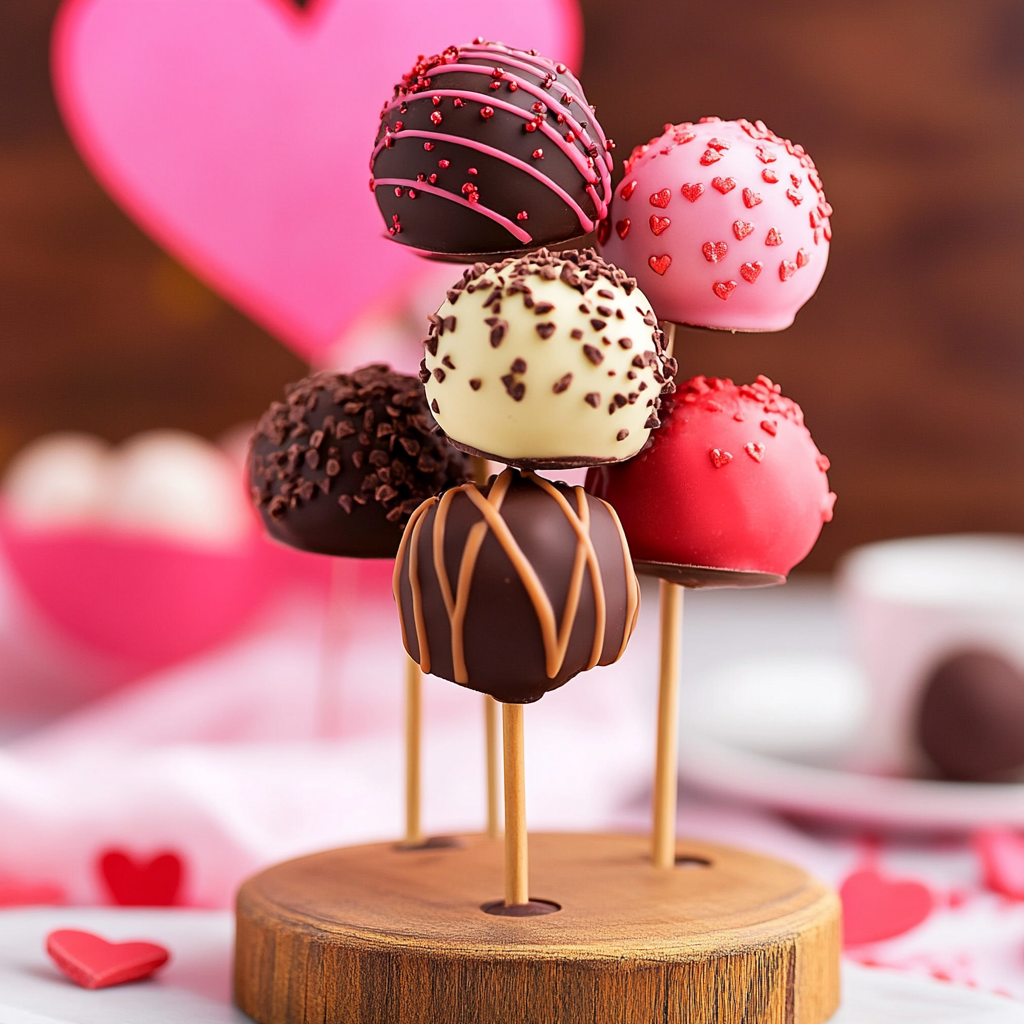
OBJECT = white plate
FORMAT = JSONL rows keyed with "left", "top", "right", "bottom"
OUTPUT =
{"left": 678, "top": 654, "right": 1024, "bottom": 830}
{"left": 0, "top": 907, "right": 1021, "bottom": 1023}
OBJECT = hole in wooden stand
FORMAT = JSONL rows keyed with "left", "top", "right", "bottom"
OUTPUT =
{"left": 675, "top": 855, "right": 713, "bottom": 869}
{"left": 395, "top": 836, "right": 463, "bottom": 852}
{"left": 481, "top": 899, "right": 562, "bottom": 917}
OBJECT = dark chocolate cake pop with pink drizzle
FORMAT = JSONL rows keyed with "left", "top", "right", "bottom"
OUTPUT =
{"left": 586, "top": 375, "right": 836, "bottom": 586}
{"left": 371, "top": 40, "right": 613, "bottom": 256}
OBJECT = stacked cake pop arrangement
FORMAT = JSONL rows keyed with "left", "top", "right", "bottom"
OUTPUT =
{"left": 235, "top": 41, "right": 841, "bottom": 1024}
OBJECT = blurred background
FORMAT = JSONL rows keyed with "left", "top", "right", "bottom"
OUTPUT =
{"left": 2, "top": 0, "right": 1021, "bottom": 570}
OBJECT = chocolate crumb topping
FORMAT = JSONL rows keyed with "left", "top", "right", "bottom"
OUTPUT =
{"left": 553, "top": 373, "right": 573, "bottom": 394}
{"left": 584, "top": 392, "right": 601, "bottom": 407}
{"left": 583, "top": 344, "right": 604, "bottom": 365}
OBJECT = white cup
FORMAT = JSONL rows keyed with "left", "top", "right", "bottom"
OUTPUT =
{"left": 838, "top": 534, "right": 1024, "bottom": 776}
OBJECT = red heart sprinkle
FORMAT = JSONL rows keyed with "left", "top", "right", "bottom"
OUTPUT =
{"left": 796, "top": 247, "right": 811, "bottom": 268}
{"left": 790, "top": 174, "right": 803, "bottom": 188}
{"left": 680, "top": 182, "right": 705, "bottom": 202}
{"left": 733, "top": 220, "right": 755, "bottom": 240}
{"left": 742, "top": 188, "right": 762, "bottom": 208}
{"left": 711, "top": 176, "right": 737, "bottom": 194}
{"left": 779, "top": 260, "right": 798, "bottom": 281}
{"left": 762, "top": 168, "right": 778, "bottom": 183}
{"left": 649, "top": 188, "right": 671, "bottom": 208}
{"left": 744, "top": 442, "right": 766, "bottom": 462}
{"left": 740, "top": 261, "right": 763, "bottom": 283}
{"left": 816, "top": 454, "right": 831, "bottom": 471}
{"left": 760, "top": 419, "right": 777, "bottom": 436}
{"left": 712, "top": 280, "right": 737, "bottom": 301}
{"left": 840, "top": 869, "right": 933, "bottom": 946}
{"left": 99, "top": 849, "right": 183, "bottom": 907}
{"left": 708, "top": 448, "right": 733, "bottom": 468}
{"left": 755, "top": 144, "right": 777, "bottom": 163}
{"left": 597, "top": 218, "right": 611, "bottom": 245}
{"left": 824, "top": 220, "right": 833, "bottom": 241}
{"left": 46, "top": 929, "right": 170, "bottom": 990}
{"left": 650, "top": 215, "right": 671, "bottom": 236}
{"left": 616, "top": 218, "right": 631, "bottom": 239}
{"left": 765, "top": 227, "right": 783, "bottom": 246}
{"left": 786, "top": 188, "right": 803, "bottom": 205}
{"left": 707, "top": 137, "right": 731, "bottom": 151}
{"left": 649, "top": 254, "right": 671, "bottom": 275}
{"left": 809, "top": 209, "right": 822, "bottom": 228}
{"left": 701, "top": 240, "right": 728, "bottom": 263}
{"left": 620, "top": 180, "right": 638, "bottom": 201}
{"left": 699, "top": 148, "right": 721, "bottom": 165}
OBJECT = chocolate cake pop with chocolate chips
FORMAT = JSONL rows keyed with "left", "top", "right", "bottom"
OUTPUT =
{"left": 420, "top": 248, "right": 676, "bottom": 468}
{"left": 371, "top": 40, "right": 613, "bottom": 256}
{"left": 249, "top": 365, "right": 470, "bottom": 558}
{"left": 394, "top": 468, "right": 640, "bottom": 703}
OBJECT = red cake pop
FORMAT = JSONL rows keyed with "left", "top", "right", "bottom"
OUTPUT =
{"left": 586, "top": 375, "right": 835, "bottom": 583}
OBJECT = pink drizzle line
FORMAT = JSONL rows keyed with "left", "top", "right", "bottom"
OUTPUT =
{"left": 371, "top": 129, "right": 596, "bottom": 231}
{"left": 373, "top": 178, "right": 533, "bottom": 244}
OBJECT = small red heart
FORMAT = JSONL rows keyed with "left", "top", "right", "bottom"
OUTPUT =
{"left": 649, "top": 188, "right": 671, "bottom": 208}
{"left": 840, "top": 869, "right": 933, "bottom": 946}
{"left": 711, "top": 176, "right": 736, "bottom": 194}
{"left": 712, "top": 280, "right": 737, "bottom": 301}
{"left": 744, "top": 442, "right": 766, "bottom": 462}
{"left": 779, "top": 260, "right": 798, "bottom": 281}
{"left": 99, "top": 849, "right": 183, "bottom": 906}
{"left": 597, "top": 218, "right": 611, "bottom": 245}
{"left": 760, "top": 419, "right": 777, "bottom": 436}
{"left": 796, "top": 247, "right": 811, "bottom": 268}
{"left": 680, "top": 182, "right": 705, "bottom": 203}
{"left": 740, "top": 261, "right": 763, "bottom": 283}
{"left": 649, "top": 215, "right": 670, "bottom": 236}
{"left": 648, "top": 254, "right": 671, "bottom": 275}
{"left": 762, "top": 168, "right": 779, "bottom": 183}
{"left": 701, "top": 240, "right": 728, "bottom": 263}
{"left": 790, "top": 174, "right": 803, "bottom": 188}
{"left": 699, "top": 148, "right": 721, "bottom": 165}
{"left": 755, "top": 144, "right": 777, "bottom": 164}
{"left": 615, "top": 218, "right": 631, "bottom": 239}
{"left": 47, "top": 929, "right": 170, "bottom": 989}
{"left": 765, "top": 227, "right": 783, "bottom": 246}
{"left": 787, "top": 188, "right": 804, "bottom": 206}
{"left": 975, "top": 829, "right": 1024, "bottom": 898}
{"left": 708, "top": 448, "right": 733, "bottom": 468}
{"left": 733, "top": 219, "right": 755, "bottom": 240}
{"left": 620, "top": 180, "right": 638, "bottom": 201}
{"left": 742, "top": 188, "right": 762, "bottom": 208}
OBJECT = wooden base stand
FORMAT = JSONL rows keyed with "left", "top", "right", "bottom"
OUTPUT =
{"left": 235, "top": 832, "right": 840, "bottom": 1024}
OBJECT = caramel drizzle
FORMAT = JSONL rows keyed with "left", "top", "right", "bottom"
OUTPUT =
{"left": 397, "top": 468, "right": 639, "bottom": 685}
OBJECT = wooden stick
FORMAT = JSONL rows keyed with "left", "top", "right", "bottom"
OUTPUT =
{"left": 404, "top": 654, "right": 424, "bottom": 848}
{"left": 652, "top": 580, "right": 684, "bottom": 868}
{"left": 502, "top": 703, "right": 528, "bottom": 905}
{"left": 485, "top": 696, "right": 502, "bottom": 838}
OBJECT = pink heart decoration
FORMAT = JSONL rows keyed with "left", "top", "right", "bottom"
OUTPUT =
{"left": 840, "top": 868, "right": 933, "bottom": 946}
{"left": 99, "top": 849, "right": 184, "bottom": 906}
{"left": 975, "top": 829, "right": 1024, "bottom": 899}
{"left": 47, "top": 929, "right": 169, "bottom": 989}
{"left": 52, "top": 0, "right": 581, "bottom": 362}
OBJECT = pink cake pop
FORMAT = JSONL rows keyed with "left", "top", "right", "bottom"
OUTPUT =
{"left": 599, "top": 118, "right": 831, "bottom": 332}
{"left": 586, "top": 375, "right": 836, "bottom": 583}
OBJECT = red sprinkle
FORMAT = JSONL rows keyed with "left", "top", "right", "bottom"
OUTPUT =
{"left": 480, "top": 106, "right": 494, "bottom": 119}
{"left": 430, "top": 111, "right": 442, "bottom": 125}
{"left": 438, "top": 159, "right": 450, "bottom": 168}
{"left": 712, "top": 176, "right": 737, "bottom": 194}
{"left": 517, "top": 210, "right": 529, "bottom": 221}
{"left": 762, "top": 168, "right": 778, "bottom": 183}
{"left": 680, "top": 182, "right": 705, "bottom": 202}
{"left": 740, "top": 260, "right": 763, "bottom": 283}
{"left": 786, "top": 188, "right": 803, "bottom": 205}
{"left": 620, "top": 180, "right": 638, "bottom": 201}
{"left": 649, "top": 254, "right": 672, "bottom": 275}
{"left": 700, "top": 149, "right": 721, "bottom": 165}
{"left": 702, "top": 240, "right": 728, "bottom": 263}
{"left": 423, "top": 142, "right": 434, "bottom": 151}
{"left": 765, "top": 227, "right": 783, "bottom": 246}
{"left": 394, "top": 187, "right": 402, "bottom": 197}
{"left": 760, "top": 419, "right": 777, "bottom": 436}
{"left": 532, "top": 148, "right": 543, "bottom": 159}
{"left": 743, "top": 188, "right": 762, "bottom": 208}
{"left": 712, "top": 280, "right": 737, "bottom": 301}
{"left": 744, "top": 442, "right": 766, "bottom": 462}
{"left": 650, "top": 215, "right": 671, "bottom": 236}
{"left": 779, "top": 260, "right": 798, "bottom": 281}
{"left": 709, "top": 448, "right": 733, "bottom": 468}
{"left": 816, "top": 454, "right": 831, "bottom": 471}
{"left": 733, "top": 220, "right": 755, "bottom": 240}
{"left": 650, "top": 188, "right": 671, "bottom": 208}
{"left": 616, "top": 218, "right": 630, "bottom": 238}
{"left": 796, "top": 248, "right": 811, "bottom": 268}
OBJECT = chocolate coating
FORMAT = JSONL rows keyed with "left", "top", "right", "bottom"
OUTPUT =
{"left": 371, "top": 41, "right": 613, "bottom": 255}
{"left": 249, "top": 365, "right": 470, "bottom": 558}
{"left": 394, "top": 469, "right": 640, "bottom": 703}
{"left": 917, "top": 650, "right": 1024, "bottom": 782}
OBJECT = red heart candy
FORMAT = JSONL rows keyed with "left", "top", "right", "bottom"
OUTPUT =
{"left": 708, "top": 448, "right": 733, "bottom": 468}
{"left": 649, "top": 188, "right": 671, "bottom": 208}
{"left": 597, "top": 218, "right": 611, "bottom": 245}
{"left": 701, "top": 240, "right": 728, "bottom": 263}
{"left": 619, "top": 179, "right": 638, "bottom": 201}
{"left": 99, "top": 849, "right": 183, "bottom": 906}
{"left": 786, "top": 188, "right": 804, "bottom": 205}
{"left": 699, "top": 148, "right": 721, "bottom": 165}
{"left": 975, "top": 829, "right": 1024, "bottom": 898}
{"left": 765, "top": 227, "right": 783, "bottom": 246}
{"left": 760, "top": 419, "right": 777, "bottom": 436}
{"left": 615, "top": 218, "right": 631, "bottom": 239}
{"left": 740, "top": 261, "right": 762, "bottom": 283}
{"left": 733, "top": 219, "right": 754, "bottom": 240}
{"left": 47, "top": 929, "right": 170, "bottom": 989}
{"left": 711, "top": 176, "right": 736, "bottom": 194}
{"left": 779, "top": 260, "right": 798, "bottom": 281}
{"left": 762, "top": 168, "right": 778, "bottom": 183}
{"left": 712, "top": 280, "right": 737, "bottom": 301}
{"left": 755, "top": 144, "right": 777, "bottom": 164}
{"left": 796, "top": 247, "right": 811, "bottom": 268}
{"left": 648, "top": 254, "right": 671, "bottom": 275}
{"left": 840, "top": 869, "right": 933, "bottom": 946}
{"left": 744, "top": 441, "right": 766, "bottom": 462}
{"left": 649, "top": 215, "right": 670, "bottom": 236}
{"left": 680, "top": 182, "right": 705, "bottom": 202}
{"left": 742, "top": 188, "right": 762, "bottom": 208}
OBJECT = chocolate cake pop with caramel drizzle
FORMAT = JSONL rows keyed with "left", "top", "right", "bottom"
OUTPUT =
{"left": 394, "top": 468, "right": 640, "bottom": 703}
{"left": 371, "top": 40, "right": 613, "bottom": 256}
{"left": 249, "top": 364, "right": 470, "bottom": 558}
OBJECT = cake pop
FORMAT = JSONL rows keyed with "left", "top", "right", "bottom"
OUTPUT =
{"left": 586, "top": 374, "right": 836, "bottom": 582}
{"left": 249, "top": 364, "right": 470, "bottom": 558}
{"left": 394, "top": 468, "right": 639, "bottom": 703}
{"left": 371, "top": 40, "right": 613, "bottom": 256}
{"left": 419, "top": 248, "right": 676, "bottom": 468}
{"left": 599, "top": 118, "right": 831, "bottom": 332}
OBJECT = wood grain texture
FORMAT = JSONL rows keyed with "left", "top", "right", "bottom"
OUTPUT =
{"left": 235, "top": 832, "right": 840, "bottom": 1024}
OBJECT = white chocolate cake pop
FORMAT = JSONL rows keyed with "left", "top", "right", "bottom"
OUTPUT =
{"left": 419, "top": 248, "right": 676, "bottom": 468}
